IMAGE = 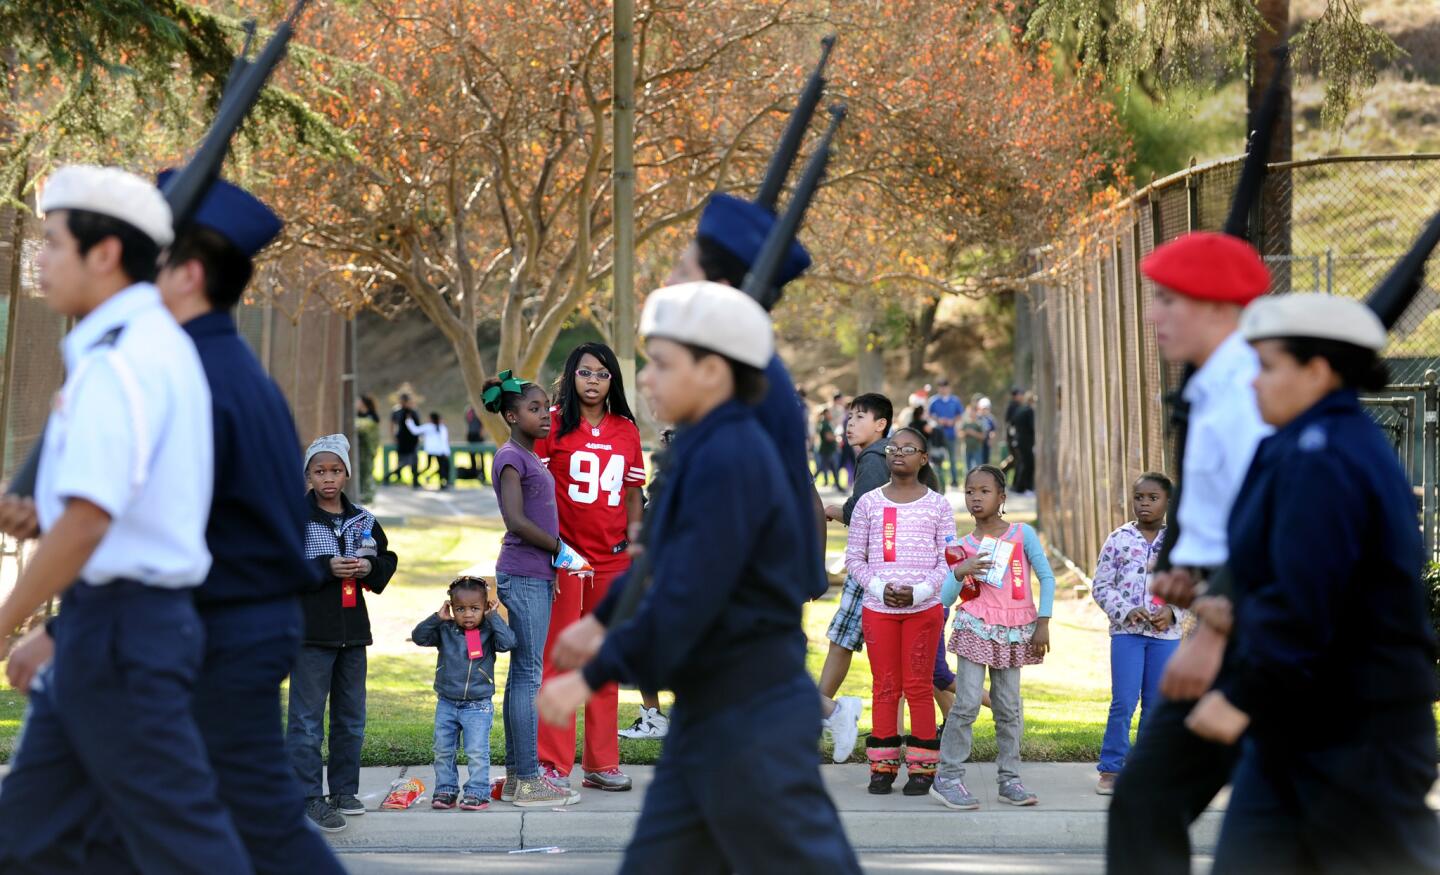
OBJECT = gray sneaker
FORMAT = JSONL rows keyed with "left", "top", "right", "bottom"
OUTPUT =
{"left": 929, "top": 776, "right": 980, "bottom": 810}
{"left": 500, "top": 776, "right": 517, "bottom": 802}
{"left": 331, "top": 793, "right": 366, "bottom": 816}
{"left": 512, "top": 776, "right": 581, "bottom": 808}
{"left": 305, "top": 797, "right": 348, "bottom": 832}
{"left": 999, "top": 780, "right": 1038, "bottom": 806}
{"left": 582, "top": 768, "right": 633, "bottom": 792}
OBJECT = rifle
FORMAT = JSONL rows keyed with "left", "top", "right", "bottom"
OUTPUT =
{"left": 608, "top": 104, "right": 850, "bottom": 627}
{"left": 1152, "top": 44, "right": 1288, "bottom": 576}
{"left": 1365, "top": 210, "right": 1440, "bottom": 330}
{"left": 5, "top": 0, "right": 313, "bottom": 499}
{"left": 745, "top": 104, "right": 846, "bottom": 310}
{"left": 754, "top": 35, "right": 836, "bottom": 212}
{"left": 162, "top": 0, "right": 313, "bottom": 229}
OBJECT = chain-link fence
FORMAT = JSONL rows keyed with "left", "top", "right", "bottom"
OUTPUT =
{"left": 0, "top": 181, "right": 354, "bottom": 614}
{"left": 1023, "top": 153, "right": 1440, "bottom": 572}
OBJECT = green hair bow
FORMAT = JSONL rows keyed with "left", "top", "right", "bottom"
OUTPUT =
{"left": 482, "top": 369, "right": 529, "bottom": 412}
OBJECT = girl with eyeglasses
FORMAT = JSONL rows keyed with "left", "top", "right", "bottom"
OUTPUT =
{"left": 533, "top": 342, "right": 647, "bottom": 794}
{"left": 844, "top": 426, "right": 953, "bottom": 796}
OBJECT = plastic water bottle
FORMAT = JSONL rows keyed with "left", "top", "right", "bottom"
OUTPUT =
{"left": 943, "top": 534, "right": 967, "bottom": 569}
{"left": 356, "top": 529, "right": 378, "bottom": 560}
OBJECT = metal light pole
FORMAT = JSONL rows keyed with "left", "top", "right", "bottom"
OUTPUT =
{"left": 612, "top": 0, "right": 637, "bottom": 411}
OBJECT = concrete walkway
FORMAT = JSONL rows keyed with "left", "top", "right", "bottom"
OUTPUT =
{"left": 324, "top": 763, "right": 1223, "bottom": 854}
{"left": 367, "top": 481, "right": 1033, "bottom": 526}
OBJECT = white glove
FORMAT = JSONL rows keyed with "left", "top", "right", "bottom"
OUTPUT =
{"left": 867, "top": 577, "right": 888, "bottom": 601}
{"left": 911, "top": 582, "right": 935, "bottom": 604}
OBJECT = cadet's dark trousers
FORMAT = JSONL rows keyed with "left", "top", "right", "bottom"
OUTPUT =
{"left": 621, "top": 674, "right": 861, "bottom": 875}
{"left": 81, "top": 599, "right": 347, "bottom": 875}
{"left": 1106, "top": 696, "right": 1239, "bottom": 875}
{"left": 192, "top": 600, "right": 346, "bottom": 874}
{"left": 1213, "top": 707, "right": 1440, "bottom": 875}
{"left": 0, "top": 582, "right": 251, "bottom": 874}
{"left": 286, "top": 643, "right": 367, "bottom": 798}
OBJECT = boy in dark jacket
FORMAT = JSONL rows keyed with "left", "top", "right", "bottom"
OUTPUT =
{"left": 413, "top": 576, "right": 516, "bottom": 810}
{"left": 286, "top": 434, "right": 399, "bottom": 829}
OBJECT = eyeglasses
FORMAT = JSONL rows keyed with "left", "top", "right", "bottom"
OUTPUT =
{"left": 884, "top": 445, "right": 924, "bottom": 457}
{"left": 576, "top": 368, "right": 613, "bottom": 381}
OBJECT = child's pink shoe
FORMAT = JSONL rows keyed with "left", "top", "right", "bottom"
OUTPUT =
{"left": 432, "top": 791, "right": 458, "bottom": 810}
{"left": 459, "top": 794, "right": 489, "bottom": 811}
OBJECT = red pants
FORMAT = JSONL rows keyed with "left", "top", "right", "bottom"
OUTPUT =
{"left": 537, "top": 568, "right": 621, "bottom": 775}
{"left": 862, "top": 605, "right": 943, "bottom": 740}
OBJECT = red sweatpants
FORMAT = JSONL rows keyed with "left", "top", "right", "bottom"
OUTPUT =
{"left": 537, "top": 568, "right": 622, "bottom": 776}
{"left": 861, "top": 605, "right": 943, "bottom": 740}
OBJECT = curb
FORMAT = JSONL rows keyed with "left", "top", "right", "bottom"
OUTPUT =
{"left": 323, "top": 809, "right": 1224, "bottom": 854}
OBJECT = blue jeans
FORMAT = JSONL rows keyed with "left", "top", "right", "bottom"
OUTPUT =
{"left": 1098, "top": 633, "right": 1178, "bottom": 773}
{"left": 496, "top": 572, "right": 553, "bottom": 780}
{"left": 433, "top": 697, "right": 494, "bottom": 797}
{"left": 286, "top": 644, "right": 367, "bottom": 798}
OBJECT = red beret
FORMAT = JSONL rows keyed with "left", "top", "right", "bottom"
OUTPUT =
{"left": 1141, "top": 232, "right": 1271, "bottom": 304}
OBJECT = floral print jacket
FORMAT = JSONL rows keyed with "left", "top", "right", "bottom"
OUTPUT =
{"left": 1091, "top": 522, "right": 1185, "bottom": 639}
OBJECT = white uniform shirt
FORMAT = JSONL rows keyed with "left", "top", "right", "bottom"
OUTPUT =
{"left": 36, "top": 283, "right": 214, "bottom": 587}
{"left": 408, "top": 420, "right": 450, "bottom": 457}
{"left": 1171, "top": 330, "right": 1273, "bottom": 568}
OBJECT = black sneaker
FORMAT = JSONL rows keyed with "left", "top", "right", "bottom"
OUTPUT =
{"left": 331, "top": 794, "right": 366, "bottom": 816}
{"left": 305, "top": 797, "right": 347, "bottom": 833}
{"left": 903, "top": 774, "right": 935, "bottom": 796}
{"left": 868, "top": 772, "right": 896, "bottom": 795}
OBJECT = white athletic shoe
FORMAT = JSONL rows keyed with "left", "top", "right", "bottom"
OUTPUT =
{"left": 827, "top": 696, "right": 863, "bottom": 763}
{"left": 619, "top": 707, "right": 670, "bottom": 739}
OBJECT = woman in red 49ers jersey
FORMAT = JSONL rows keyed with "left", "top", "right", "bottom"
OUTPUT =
{"left": 534, "top": 342, "right": 646, "bottom": 792}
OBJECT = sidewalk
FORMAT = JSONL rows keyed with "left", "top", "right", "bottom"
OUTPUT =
{"left": 324, "top": 763, "right": 1225, "bottom": 854}
{"left": 369, "top": 483, "right": 500, "bottom": 523}
{"left": 367, "top": 480, "right": 1032, "bottom": 529}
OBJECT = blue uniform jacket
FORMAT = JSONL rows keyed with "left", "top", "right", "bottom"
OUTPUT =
{"left": 1223, "top": 389, "right": 1438, "bottom": 741}
{"left": 582, "top": 400, "right": 812, "bottom": 716}
{"left": 755, "top": 355, "right": 827, "bottom": 600}
{"left": 183, "top": 312, "right": 317, "bottom": 605}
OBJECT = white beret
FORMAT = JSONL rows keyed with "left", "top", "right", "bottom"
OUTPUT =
{"left": 640, "top": 281, "right": 774, "bottom": 369}
{"left": 1241, "top": 293, "right": 1386, "bottom": 351}
{"left": 39, "top": 165, "right": 174, "bottom": 247}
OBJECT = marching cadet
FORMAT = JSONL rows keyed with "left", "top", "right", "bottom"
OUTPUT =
{"left": 1186, "top": 293, "right": 1440, "bottom": 874}
{"left": 151, "top": 174, "right": 352, "bottom": 867}
{"left": 1106, "top": 230, "right": 1273, "bottom": 875}
{"left": 0, "top": 166, "right": 250, "bottom": 872}
{"left": 537, "top": 281, "right": 860, "bottom": 874}
{"left": 668, "top": 192, "right": 827, "bottom": 587}
{"left": 3, "top": 175, "right": 348, "bottom": 872}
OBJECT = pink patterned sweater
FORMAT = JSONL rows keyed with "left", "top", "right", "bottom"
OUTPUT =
{"left": 845, "top": 488, "right": 956, "bottom": 614}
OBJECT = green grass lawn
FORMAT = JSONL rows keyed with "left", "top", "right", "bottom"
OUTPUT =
{"left": 0, "top": 515, "right": 1125, "bottom": 767}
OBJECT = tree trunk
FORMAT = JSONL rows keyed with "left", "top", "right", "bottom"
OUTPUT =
{"left": 857, "top": 321, "right": 886, "bottom": 394}
{"left": 1253, "top": 0, "right": 1293, "bottom": 292}
{"left": 907, "top": 296, "right": 939, "bottom": 380}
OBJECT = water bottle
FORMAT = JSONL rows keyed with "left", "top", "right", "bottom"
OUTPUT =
{"left": 943, "top": 534, "right": 966, "bottom": 569}
{"left": 356, "top": 529, "right": 378, "bottom": 560}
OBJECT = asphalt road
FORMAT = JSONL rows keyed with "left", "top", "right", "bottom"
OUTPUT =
{"left": 338, "top": 851, "right": 1214, "bottom": 874}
